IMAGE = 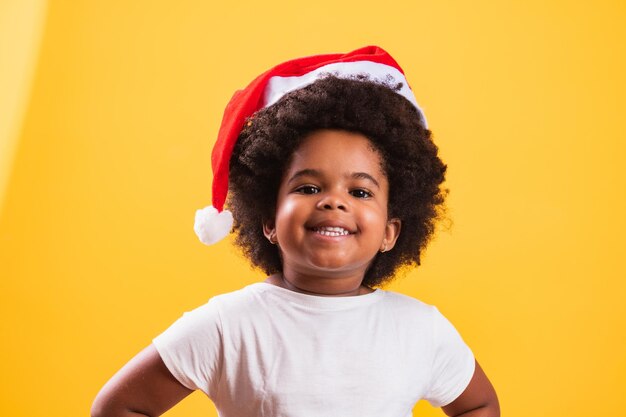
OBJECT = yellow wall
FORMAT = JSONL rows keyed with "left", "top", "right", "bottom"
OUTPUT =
{"left": 1, "top": 1, "right": 625, "bottom": 416}
{"left": 0, "top": 0, "right": 47, "bottom": 215}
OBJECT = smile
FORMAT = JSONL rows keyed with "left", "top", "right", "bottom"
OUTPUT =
{"left": 312, "top": 226, "right": 351, "bottom": 237}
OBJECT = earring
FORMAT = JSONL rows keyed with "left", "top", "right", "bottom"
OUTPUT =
{"left": 269, "top": 235, "right": 278, "bottom": 245}
{"left": 380, "top": 242, "right": 387, "bottom": 253}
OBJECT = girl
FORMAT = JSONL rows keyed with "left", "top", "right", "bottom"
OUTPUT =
{"left": 92, "top": 46, "right": 499, "bottom": 417}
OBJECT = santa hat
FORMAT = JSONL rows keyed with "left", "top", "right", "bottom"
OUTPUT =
{"left": 194, "top": 45, "right": 427, "bottom": 245}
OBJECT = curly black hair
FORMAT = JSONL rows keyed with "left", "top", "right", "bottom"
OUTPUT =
{"left": 227, "top": 75, "right": 447, "bottom": 287}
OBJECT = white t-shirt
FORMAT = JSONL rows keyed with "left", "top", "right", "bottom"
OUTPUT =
{"left": 153, "top": 283, "right": 475, "bottom": 417}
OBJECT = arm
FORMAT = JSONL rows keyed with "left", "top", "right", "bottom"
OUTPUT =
{"left": 441, "top": 360, "right": 500, "bottom": 417}
{"left": 91, "top": 344, "right": 193, "bottom": 417}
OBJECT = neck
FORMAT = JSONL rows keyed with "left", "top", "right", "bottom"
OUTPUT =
{"left": 265, "top": 272, "right": 373, "bottom": 297}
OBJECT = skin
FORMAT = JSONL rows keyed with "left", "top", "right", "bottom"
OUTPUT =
{"left": 91, "top": 129, "right": 499, "bottom": 417}
{"left": 263, "top": 130, "right": 401, "bottom": 296}
{"left": 91, "top": 344, "right": 192, "bottom": 417}
{"left": 441, "top": 361, "right": 500, "bottom": 417}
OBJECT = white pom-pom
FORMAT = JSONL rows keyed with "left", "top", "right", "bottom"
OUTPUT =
{"left": 194, "top": 206, "right": 234, "bottom": 245}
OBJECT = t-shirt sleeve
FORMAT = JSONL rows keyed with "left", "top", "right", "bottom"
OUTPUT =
{"left": 152, "top": 298, "right": 223, "bottom": 398}
{"left": 423, "top": 306, "right": 476, "bottom": 408}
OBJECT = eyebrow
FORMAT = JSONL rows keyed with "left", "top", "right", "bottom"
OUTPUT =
{"left": 352, "top": 172, "right": 380, "bottom": 188}
{"left": 287, "top": 169, "right": 380, "bottom": 188}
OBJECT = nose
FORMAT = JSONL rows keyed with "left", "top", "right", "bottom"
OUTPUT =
{"left": 316, "top": 193, "right": 347, "bottom": 211}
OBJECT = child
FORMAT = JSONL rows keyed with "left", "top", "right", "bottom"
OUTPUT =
{"left": 92, "top": 46, "right": 499, "bottom": 417}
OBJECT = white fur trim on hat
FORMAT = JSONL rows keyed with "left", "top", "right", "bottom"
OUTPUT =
{"left": 264, "top": 61, "right": 427, "bottom": 127}
{"left": 193, "top": 206, "right": 234, "bottom": 245}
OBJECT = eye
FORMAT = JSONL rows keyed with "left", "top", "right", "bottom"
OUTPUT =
{"left": 350, "top": 189, "right": 372, "bottom": 199}
{"left": 295, "top": 185, "right": 320, "bottom": 195}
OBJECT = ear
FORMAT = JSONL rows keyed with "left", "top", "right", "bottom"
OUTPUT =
{"left": 263, "top": 220, "right": 277, "bottom": 244}
{"left": 380, "top": 218, "right": 401, "bottom": 252}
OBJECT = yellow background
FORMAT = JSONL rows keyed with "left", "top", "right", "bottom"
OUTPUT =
{"left": 1, "top": 1, "right": 625, "bottom": 416}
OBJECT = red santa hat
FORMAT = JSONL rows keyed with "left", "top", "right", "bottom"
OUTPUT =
{"left": 194, "top": 45, "right": 427, "bottom": 245}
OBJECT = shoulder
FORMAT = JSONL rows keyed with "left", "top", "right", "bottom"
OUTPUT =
{"left": 378, "top": 290, "right": 468, "bottom": 341}
{"left": 178, "top": 283, "right": 263, "bottom": 312}
{"left": 208, "top": 283, "right": 269, "bottom": 312}
{"left": 152, "top": 284, "right": 265, "bottom": 357}
{"left": 154, "top": 284, "right": 262, "bottom": 335}
{"left": 378, "top": 289, "right": 438, "bottom": 316}
{"left": 195, "top": 283, "right": 282, "bottom": 331}
{"left": 384, "top": 291, "right": 468, "bottom": 334}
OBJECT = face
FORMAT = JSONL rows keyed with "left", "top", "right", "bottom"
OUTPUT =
{"left": 264, "top": 129, "right": 401, "bottom": 283}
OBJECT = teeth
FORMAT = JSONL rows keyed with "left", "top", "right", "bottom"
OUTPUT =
{"left": 314, "top": 226, "right": 350, "bottom": 236}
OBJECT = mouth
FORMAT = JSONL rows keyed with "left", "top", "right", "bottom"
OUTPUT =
{"left": 309, "top": 226, "right": 353, "bottom": 237}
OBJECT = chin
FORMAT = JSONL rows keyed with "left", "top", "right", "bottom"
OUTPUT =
{"left": 305, "top": 257, "right": 369, "bottom": 276}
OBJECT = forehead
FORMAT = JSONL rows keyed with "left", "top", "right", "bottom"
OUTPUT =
{"left": 287, "top": 129, "right": 386, "bottom": 176}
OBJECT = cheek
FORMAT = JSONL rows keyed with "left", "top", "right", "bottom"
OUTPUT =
{"left": 360, "top": 205, "right": 388, "bottom": 233}
{"left": 275, "top": 198, "right": 303, "bottom": 229}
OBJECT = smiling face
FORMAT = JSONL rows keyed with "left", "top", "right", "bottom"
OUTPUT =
{"left": 264, "top": 129, "right": 401, "bottom": 292}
